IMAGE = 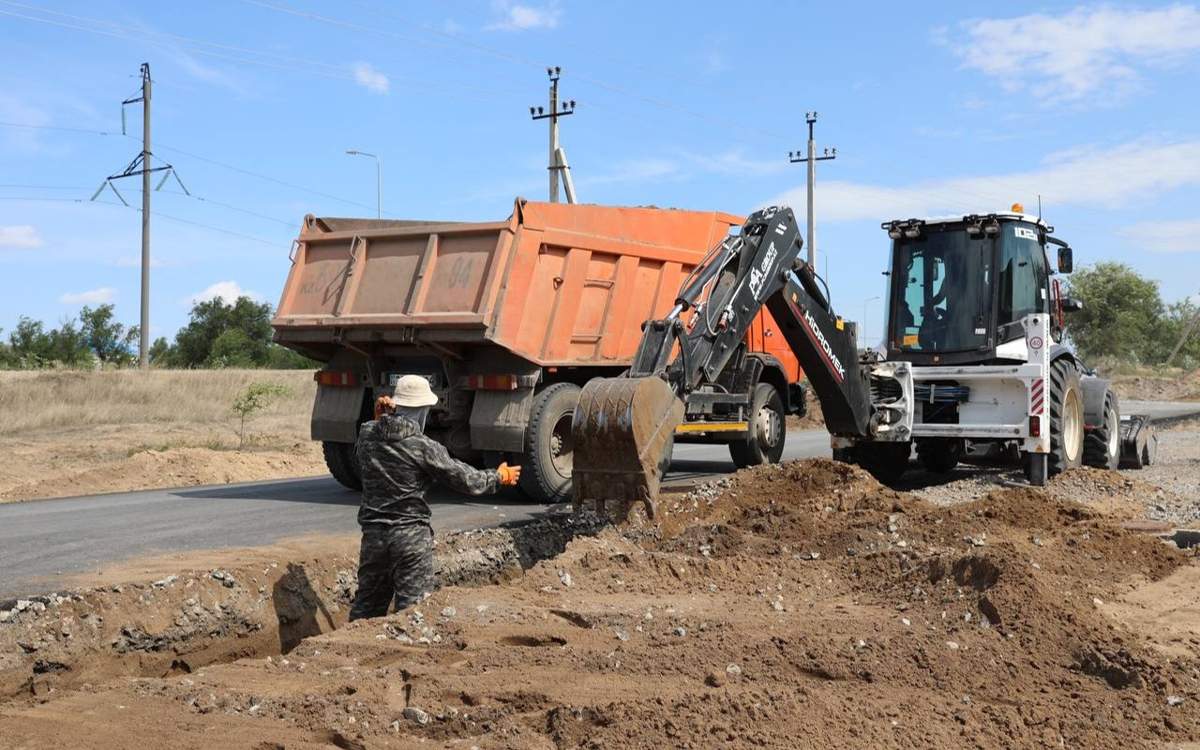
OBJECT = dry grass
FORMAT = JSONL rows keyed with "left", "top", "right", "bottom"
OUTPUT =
{"left": 0, "top": 369, "right": 316, "bottom": 437}
{"left": 0, "top": 369, "right": 326, "bottom": 502}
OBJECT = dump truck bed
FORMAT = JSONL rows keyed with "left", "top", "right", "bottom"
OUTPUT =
{"left": 273, "top": 199, "right": 769, "bottom": 368}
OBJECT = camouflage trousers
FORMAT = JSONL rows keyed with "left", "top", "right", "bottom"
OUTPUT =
{"left": 348, "top": 522, "right": 434, "bottom": 621}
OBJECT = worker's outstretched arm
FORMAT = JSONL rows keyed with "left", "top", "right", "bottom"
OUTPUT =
{"left": 413, "top": 437, "right": 520, "bottom": 495}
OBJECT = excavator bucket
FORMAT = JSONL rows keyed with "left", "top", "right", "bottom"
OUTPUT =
{"left": 571, "top": 375, "right": 684, "bottom": 520}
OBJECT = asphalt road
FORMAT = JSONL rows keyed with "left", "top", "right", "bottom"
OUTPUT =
{"left": 0, "top": 430, "right": 831, "bottom": 600}
{"left": 3, "top": 399, "right": 1194, "bottom": 601}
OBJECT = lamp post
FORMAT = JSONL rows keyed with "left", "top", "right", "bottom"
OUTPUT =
{"left": 345, "top": 149, "right": 381, "bottom": 218}
{"left": 863, "top": 296, "right": 881, "bottom": 345}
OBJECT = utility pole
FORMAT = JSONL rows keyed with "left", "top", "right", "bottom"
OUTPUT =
{"left": 345, "top": 150, "right": 381, "bottom": 218}
{"left": 863, "top": 296, "right": 881, "bottom": 343}
{"left": 139, "top": 65, "right": 151, "bottom": 369}
{"left": 788, "top": 112, "right": 837, "bottom": 270}
{"left": 91, "top": 62, "right": 187, "bottom": 369}
{"left": 529, "top": 66, "right": 575, "bottom": 203}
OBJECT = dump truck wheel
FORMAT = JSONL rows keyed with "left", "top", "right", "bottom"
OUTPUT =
{"left": 917, "top": 438, "right": 962, "bottom": 473}
{"left": 1083, "top": 389, "right": 1120, "bottom": 470}
{"left": 323, "top": 441, "right": 362, "bottom": 491}
{"left": 730, "top": 383, "right": 786, "bottom": 469}
{"left": 521, "top": 383, "right": 581, "bottom": 503}
{"left": 1048, "top": 358, "right": 1085, "bottom": 476}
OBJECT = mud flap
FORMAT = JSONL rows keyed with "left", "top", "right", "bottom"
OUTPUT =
{"left": 1118, "top": 414, "right": 1157, "bottom": 469}
{"left": 571, "top": 376, "right": 683, "bottom": 521}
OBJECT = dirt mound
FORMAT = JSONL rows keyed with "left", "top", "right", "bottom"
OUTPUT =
{"left": 0, "top": 516, "right": 600, "bottom": 702}
{"left": 1, "top": 443, "right": 326, "bottom": 501}
{"left": 2, "top": 459, "right": 1198, "bottom": 749}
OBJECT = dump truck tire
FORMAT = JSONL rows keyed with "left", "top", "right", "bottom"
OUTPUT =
{"left": 730, "top": 383, "right": 786, "bottom": 468}
{"left": 521, "top": 383, "right": 581, "bottom": 503}
{"left": 1048, "top": 358, "right": 1085, "bottom": 477}
{"left": 323, "top": 441, "right": 362, "bottom": 491}
{"left": 1083, "top": 389, "right": 1120, "bottom": 470}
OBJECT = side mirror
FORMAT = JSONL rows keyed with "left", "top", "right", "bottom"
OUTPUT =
{"left": 1057, "top": 246, "right": 1073, "bottom": 274}
{"left": 1062, "top": 297, "right": 1083, "bottom": 313}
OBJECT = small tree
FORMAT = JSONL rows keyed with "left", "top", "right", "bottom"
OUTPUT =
{"left": 79, "top": 304, "right": 138, "bottom": 366}
{"left": 231, "top": 382, "right": 291, "bottom": 449}
{"left": 148, "top": 336, "right": 173, "bottom": 366}
{"left": 1065, "top": 262, "right": 1165, "bottom": 364}
{"left": 208, "top": 328, "right": 259, "bottom": 368}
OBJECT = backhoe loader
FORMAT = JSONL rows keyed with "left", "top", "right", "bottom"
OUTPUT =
{"left": 571, "top": 205, "right": 1153, "bottom": 518}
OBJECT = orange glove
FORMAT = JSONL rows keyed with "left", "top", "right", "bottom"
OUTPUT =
{"left": 496, "top": 462, "right": 522, "bottom": 486}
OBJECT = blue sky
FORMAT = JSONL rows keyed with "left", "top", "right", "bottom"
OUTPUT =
{"left": 2, "top": 1, "right": 1199, "bottom": 344}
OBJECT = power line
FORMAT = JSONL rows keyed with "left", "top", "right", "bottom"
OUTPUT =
{"left": 0, "top": 119, "right": 377, "bottom": 213}
{"left": 0, "top": 1, "right": 516, "bottom": 103}
{"left": 0, "top": 195, "right": 281, "bottom": 245}
{"left": 0, "top": 183, "right": 88, "bottom": 190}
{"left": 241, "top": 0, "right": 793, "bottom": 142}
{"left": 0, "top": 119, "right": 117, "bottom": 136}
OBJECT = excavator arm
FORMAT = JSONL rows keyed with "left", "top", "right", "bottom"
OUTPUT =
{"left": 571, "top": 206, "right": 875, "bottom": 517}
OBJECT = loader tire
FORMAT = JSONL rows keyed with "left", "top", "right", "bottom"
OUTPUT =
{"left": 520, "top": 383, "right": 581, "bottom": 504}
{"left": 323, "top": 441, "right": 362, "bottom": 491}
{"left": 917, "top": 438, "right": 962, "bottom": 474}
{"left": 1083, "top": 389, "right": 1120, "bottom": 470}
{"left": 854, "top": 442, "right": 911, "bottom": 485}
{"left": 730, "top": 383, "right": 786, "bottom": 469}
{"left": 1047, "top": 358, "right": 1085, "bottom": 477}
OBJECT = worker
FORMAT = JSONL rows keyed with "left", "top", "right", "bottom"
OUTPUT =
{"left": 349, "top": 374, "right": 521, "bottom": 620}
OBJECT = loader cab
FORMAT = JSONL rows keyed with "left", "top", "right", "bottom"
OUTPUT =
{"left": 882, "top": 212, "right": 1057, "bottom": 366}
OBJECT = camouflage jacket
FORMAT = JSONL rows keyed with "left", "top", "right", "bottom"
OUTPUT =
{"left": 355, "top": 414, "right": 499, "bottom": 526}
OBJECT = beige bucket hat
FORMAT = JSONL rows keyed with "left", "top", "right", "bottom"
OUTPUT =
{"left": 391, "top": 374, "right": 438, "bottom": 407}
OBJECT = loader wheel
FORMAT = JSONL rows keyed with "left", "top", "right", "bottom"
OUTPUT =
{"left": 521, "top": 383, "right": 581, "bottom": 503}
{"left": 1083, "top": 389, "right": 1120, "bottom": 470}
{"left": 854, "top": 442, "right": 911, "bottom": 485}
{"left": 1047, "top": 358, "right": 1085, "bottom": 477}
{"left": 917, "top": 438, "right": 962, "bottom": 474}
{"left": 730, "top": 383, "right": 786, "bottom": 469}
{"left": 323, "top": 441, "right": 362, "bottom": 491}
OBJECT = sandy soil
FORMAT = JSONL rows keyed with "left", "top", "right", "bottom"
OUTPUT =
{"left": 1113, "top": 369, "right": 1200, "bottom": 403}
{"left": 2, "top": 456, "right": 1199, "bottom": 749}
{"left": 0, "top": 370, "right": 324, "bottom": 503}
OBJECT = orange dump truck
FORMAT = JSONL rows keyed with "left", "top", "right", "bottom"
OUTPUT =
{"left": 272, "top": 199, "right": 807, "bottom": 502}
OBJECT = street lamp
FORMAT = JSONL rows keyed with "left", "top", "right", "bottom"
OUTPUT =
{"left": 862, "top": 296, "right": 881, "bottom": 345}
{"left": 345, "top": 149, "right": 381, "bottom": 218}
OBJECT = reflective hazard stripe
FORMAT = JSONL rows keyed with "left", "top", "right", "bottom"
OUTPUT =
{"left": 1030, "top": 378, "right": 1045, "bottom": 415}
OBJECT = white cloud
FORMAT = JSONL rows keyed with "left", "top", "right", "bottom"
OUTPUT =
{"left": 0, "top": 225, "right": 43, "bottom": 249}
{"left": 486, "top": 1, "right": 560, "bottom": 31}
{"left": 771, "top": 139, "right": 1200, "bottom": 222}
{"left": 951, "top": 6, "right": 1200, "bottom": 100}
{"left": 60, "top": 287, "right": 115, "bottom": 305}
{"left": 187, "top": 281, "right": 263, "bottom": 306}
{"left": 351, "top": 62, "right": 390, "bottom": 94}
{"left": 1121, "top": 219, "right": 1200, "bottom": 254}
{"left": 170, "top": 47, "right": 249, "bottom": 96}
